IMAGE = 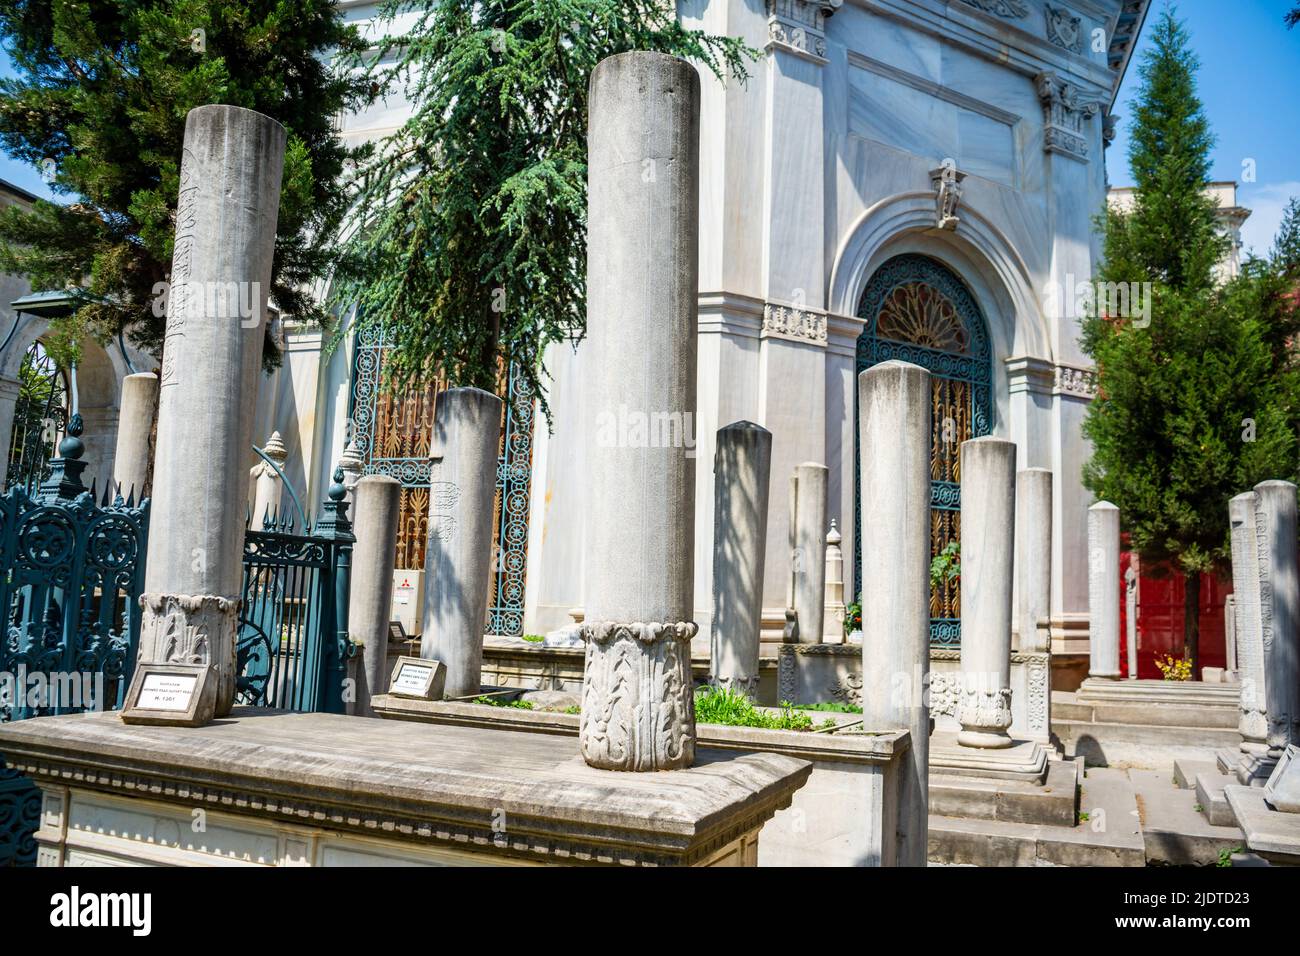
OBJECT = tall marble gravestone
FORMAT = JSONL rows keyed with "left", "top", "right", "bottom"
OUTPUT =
{"left": 578, "top": 52, "right": 701, "bottom": 771}
{"left": 1087, "top": 501, "right": 1121, "bottom": 680}
{"left": 711, "top": 422, "right": 773, "bottom": 697}
{"left": 785, "top": 463, "right": 828, "bottom": 643}
{"left": 137, "top": 105, "right": 286, "bottom": 718}
{"left": 858, "top": 360, "right": 931, "bottom": 867}
{"left": 956, "top": 437, "right": 1016, "bottom": 749}
{"left": 421, "top": 387, "right": 503, "bottom": 700}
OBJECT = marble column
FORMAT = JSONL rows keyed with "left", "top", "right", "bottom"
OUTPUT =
{"left": 1224, "top": 593, "right": 1237, "bottom": 676}
{"left": 111, "top": 371, "right": 157, "bottom": 501}
{"left": 1230, "top": 490, "right": 1271, "bottom": 780}
{"left": 351, "top": 474, "right": 401, "bottom": 717}
{"left": 711, "top": 421, "right": 772, "bottom": 697}
{"left": 0, "top": 373, "right": 19, "bottom": 493}
{"left": 957, "top": 437, "right": 1016, "bottom": 749}
{"left": 859, "top": 360, "right": 931, "bottom": 867}
{"left": 1016, "top": 467, "right": 1052, "bottom": 654}
{"left": 1255, "top": 481, "right": 1300, "bottom": 763}
{"left": 580, "top": 51, "right": 699, "bottom": 772}
{"left": 1087, "top": 501, "right": 1121, "bottom": 679}
{"left": 786, "top": 462, "right": 827, "bottom": 643}
{"left": 139, "top": 105, "right": 286, "bottom": 717}
{"left": 1125, "top": 559, "right": 1139, "bottom": 679}
{"left": 823, "top": 519, "right": 847, "bottom": 643}
{"left": 420, "top": 386, "right": 502, "bottom": 700}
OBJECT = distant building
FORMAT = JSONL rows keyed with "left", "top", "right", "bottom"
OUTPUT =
{"left": 1107, "top": 181, "right": 1252, "bottom": 281}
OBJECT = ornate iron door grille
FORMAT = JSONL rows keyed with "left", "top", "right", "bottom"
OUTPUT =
{"left": 348, "top": 324, "right": 534, "bottom": 636}
{"left": 853, "top": 254, "right": 993, "bottom": 648}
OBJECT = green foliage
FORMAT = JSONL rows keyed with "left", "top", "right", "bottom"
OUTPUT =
{"left": 473, "top": 695, "right": 534, "bottom": 709}
{"left": 929, "top": 540, "right": 960, "bottom": 589}
{"left": 1082, "top": 5, "right": 1300, "bottom": 591}
{"left": 843, "top": 600, "right": 861, "bottom": 637}
{"left": 331, "top": 0, "right": 755, "bottom": 412}
{"left": 0, "top": 1, "right": 373, "bottom": 367}
{"left": 1217, "top": 845, "right": 1243, "bottom": 867}
{"left": 693, "top": 686, "right": 816, "bottom": 731}
{"left": 520, "top": 633, "right": 544, "bottom": 643}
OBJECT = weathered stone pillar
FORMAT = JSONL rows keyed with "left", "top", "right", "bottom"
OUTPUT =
{"left": 112, "top": 371, "right": 157, "bottom": 500}
{"left": 859, "top": 360, "right": 930, "bottom": 867}
{"left": 1224, "top": 593, "right": 1238, "bottom": 676}
{"left": 785, "top": 463, "right": 827, "bottom": 644}
{"left": 1016, "top": 467, "right": 1052, "bottom": 654}
{"left": 823, "top": 519, "right": 847, "bottom": 643}
{"left": 351, "top": 475, "right": 401, "bottom": 717}
{"left": 579, "top": 51, "right": 699, "bottom": 772}
{"left": 1230, "top": 490, "right": 1271, "bottom": 779}
{"left": 1087, "top": 501, "right": 1121, "bottom": 679}
{"left": 957, "top": 437, "right": 1016, "bottom": 749}
{"left": 711, "top": 422, "right": 771, "bottom": 697}
{"left": 420, "top": 386, "right": 502, "bottom": 700}
{"left": 1125, "top": 559, "right": 1139, "bottom": 679}
{"left": 139, "top": 105, "right": 286, "bottom": 717}
{"left": 1255, "top": 481, "right": 1300, "bottom": 763}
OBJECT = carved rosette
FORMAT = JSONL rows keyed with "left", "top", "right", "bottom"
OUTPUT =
{"left": 957, "top": 685, "right": 1013, "bottom": 746}
{"left": 579, "top": 621, "right": 698, "bottom": 772}
{"left": 139, "top": 592, "right": 240, "bottom": 716}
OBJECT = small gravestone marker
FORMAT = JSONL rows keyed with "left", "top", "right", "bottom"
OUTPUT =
{"left": 1265, "top": 745, "right": 1300, "bottom": 813}
{"left": 120, "top": 663, "right": 216, "bottom": 727}
{"left": 388, "top": 656, "right": 445, "bottom": 700}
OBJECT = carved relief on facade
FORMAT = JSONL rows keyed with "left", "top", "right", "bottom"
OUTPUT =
{"left": 762, "top": 302, "right": 829, "bottom": 345}
{"left": 766, "top": 0, "right": 841, "bottom": 61}
{"left": 1053, "top": 362, "right": 1099, "bottom": 398}
{"left": 1035, "top": 71, "right": 1102, "bottom": 161}
{"left": 961, "top": 0, "right": 1030, "bottom": 18}
{"left": 1045, "top": 4, "right": 1084, "bottom": 53}
{"left": 930, "top": 163, "right": 967, "bottom": 231}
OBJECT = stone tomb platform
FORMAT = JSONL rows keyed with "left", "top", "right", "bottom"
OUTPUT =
{"left": 0, "top": 709, "right": 811, "bottom": 867}
{"left": 1225, "top": 785, "right": 1300, "bottom": 865}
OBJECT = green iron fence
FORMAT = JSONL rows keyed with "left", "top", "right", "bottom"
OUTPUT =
{"left": 235, "top": 468, "right": 355, "bottom": 714}
{"left": 0, "top": 415, "right": 150, "bottom": 866}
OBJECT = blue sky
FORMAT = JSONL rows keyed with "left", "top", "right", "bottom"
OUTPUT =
{"left": 1107, "top": 0, "right": 1300, "bottom": 257}
{"left": 2, "top": 1, "right": 1297, "bottom": 255}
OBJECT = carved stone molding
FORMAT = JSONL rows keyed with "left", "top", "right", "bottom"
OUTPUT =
{"left": 930, "top": 163, "right": 967, "bottom": 231}
{"left": 1053, "top": 362, "right": 1098, "bottom": 399}
{"left": 139, "top": 592, "right": 240, "bottom": 716}
{"left": 1035, "top": 71, "right": 1102, "bottom": 162}
{"left": 766, "top": 0, "right": 841, "bottom": 61}
{"left": 712, "top": 675, "right": 760, "bottom": 698}
{"left": 762, "top": 302, "right": 829, "bottom": 346}
{"left": 579, "top": 620, "right": 698, "bottom": 771}
{"left": 960, "top": 0, "right": 1029, "bottom": 18}
{"left": 1045, "top": 4, "right": 1084, "bottom": 53}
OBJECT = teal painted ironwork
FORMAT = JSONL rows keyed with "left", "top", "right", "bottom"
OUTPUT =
{"left": 0, "top": 414, "right": 150, "bottom": 866}
{"left": 236, "top": 469, "right": 354, "bottom": 713}
{"left": 853, "top": 253, "right": 993, "bottom": 648}
{"left": 348, "top": 323, "right": 534, "bottom": 636}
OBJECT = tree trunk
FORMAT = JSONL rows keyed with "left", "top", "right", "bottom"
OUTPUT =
{"left": 1183, "top": 569, "right": 1200, "bottom": 677}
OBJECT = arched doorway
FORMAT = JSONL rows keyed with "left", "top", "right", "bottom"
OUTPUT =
{"left": 854, "top": 253, "right": 993, "bottom": 648}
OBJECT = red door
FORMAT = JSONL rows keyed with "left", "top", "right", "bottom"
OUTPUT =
{"left": 1118, "top": 547, "right": 1229, "bottom": 679}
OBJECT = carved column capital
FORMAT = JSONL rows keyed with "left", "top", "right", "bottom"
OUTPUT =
{"left": 579, "top": 621, "right": 698, "bottom": 771}
{"left": 765, "top": 0, "right": 841, "bottom": 62}
{"left": 139, "top": 592, "right": 240, "bottom": 716}
{"left": 1035, "top": 71, "right": 1102, "bottom": 162}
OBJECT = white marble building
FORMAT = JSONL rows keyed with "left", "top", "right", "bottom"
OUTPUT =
{"left": 250, "top": 0, "right": 1155, "bottom": 673}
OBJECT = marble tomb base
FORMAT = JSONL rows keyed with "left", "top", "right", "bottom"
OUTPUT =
{"left": 0, "top": 709, "right": 811, "bottom": 867}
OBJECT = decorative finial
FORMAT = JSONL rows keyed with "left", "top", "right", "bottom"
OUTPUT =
{"left": 328, "top": 466, "right": 346, "bottom": 502}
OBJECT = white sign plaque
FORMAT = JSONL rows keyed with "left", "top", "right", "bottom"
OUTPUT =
{"left": 387, "top": 656, "right": 444, "bottom": 700}
{"left": 137, "top": 673, "right": 198, "bottom": 712}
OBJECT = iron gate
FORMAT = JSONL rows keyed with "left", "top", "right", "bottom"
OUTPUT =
{"left": 0, "top": 415, "right": 149, "bottom": 866}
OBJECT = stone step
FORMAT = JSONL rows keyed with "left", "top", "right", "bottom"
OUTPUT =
{"left": 929, "top": 767, "right": 1144, "bottom": 867}
{"left": 929, "top": 760, "right": 1078, "bottom": 826}
{"left": 1053, "top": 718, "right": 1241, "bottom": 769}
{"left": 1193, "top": 772, "right": 1239, "bottom": 828}
{"left": 1173, "top": 757, "right": 1222, "bottom": 790}
{"left": 1128, "top": 769, "right": 1244, "bottom": 866}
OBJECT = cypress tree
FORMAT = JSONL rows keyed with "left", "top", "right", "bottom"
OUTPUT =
{"left": 1082, "top": 5, "right": 1300, "bottom": 673}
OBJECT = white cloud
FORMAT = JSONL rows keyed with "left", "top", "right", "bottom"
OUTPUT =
{"left": 1239, "top": 181, "right": 1300, "bottom": 259}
